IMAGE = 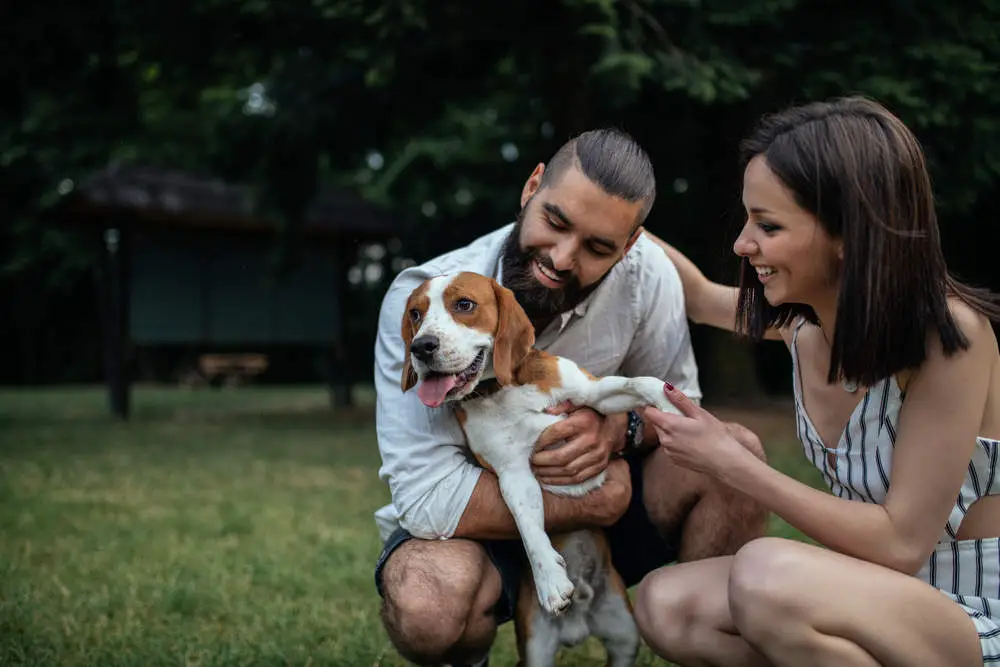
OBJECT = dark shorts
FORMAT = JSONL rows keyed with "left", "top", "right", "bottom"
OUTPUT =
{"left": 373, "top": 452, "right": 678, "bottom": 624}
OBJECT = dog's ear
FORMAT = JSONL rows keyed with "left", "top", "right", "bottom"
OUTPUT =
{"left": 491, "top": 279, "right": 535, "bottom": 386}
{"left": 400, "top": 303, "right": 419, "bottom": 393}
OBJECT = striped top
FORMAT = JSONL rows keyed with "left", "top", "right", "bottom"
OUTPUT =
{"left": 790, "top": 320, "right": 1000, "bottom": 608}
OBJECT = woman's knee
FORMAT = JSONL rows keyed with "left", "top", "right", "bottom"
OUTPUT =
{"left": 633, "top": 566, "right": 719, "bottom": 658}
{"left": 729, "top": 537, "right": 811, "bottom": 640}
{"left": 380, "top": 540, "right": 498, "bottom": 663}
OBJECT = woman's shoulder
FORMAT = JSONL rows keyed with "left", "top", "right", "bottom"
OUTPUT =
{"left": 777, "top": 315, "right": 818, "bottom": 349}
{"left": 947, "top": 297, "right": 996, "bottom": 343}
{"left": 901, "top": 298, "right": 998, "bottom": 389}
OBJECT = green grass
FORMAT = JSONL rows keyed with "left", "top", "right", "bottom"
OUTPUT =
{"left": 0, "top": 386, "right": 822, "bottom": 666}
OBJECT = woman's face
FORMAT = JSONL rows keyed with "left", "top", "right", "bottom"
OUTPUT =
{"left": 733, "top": 155, "right": 843, "bottom": 308}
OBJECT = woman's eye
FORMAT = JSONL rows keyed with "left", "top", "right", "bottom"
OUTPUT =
{"left": 454, "top": 299, "right": 476, "bottom": 313}
{"left": 757, "top": 221, "right": 780, "bottom": 234}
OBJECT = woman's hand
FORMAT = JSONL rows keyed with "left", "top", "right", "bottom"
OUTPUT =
{"left": 642, "top": 383, "right": 751, "bottom": 478}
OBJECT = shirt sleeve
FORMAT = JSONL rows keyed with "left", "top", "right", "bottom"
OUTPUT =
{"left": 619, "top": 239, "right": 703, "bottom": 405}
{"left": 373, "top": 271, "right": 483, "bottom": 540}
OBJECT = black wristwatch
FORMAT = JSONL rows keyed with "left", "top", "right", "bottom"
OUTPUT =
{"left": 613, "top": 410, "right": 645, "bottom": 459}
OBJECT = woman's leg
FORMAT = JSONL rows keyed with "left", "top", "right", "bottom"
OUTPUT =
{"left": 728, "top": 537, "right": 985, "bottom": 667}
{"left": 633, "top": 556, "right": 772, "bottom": 667}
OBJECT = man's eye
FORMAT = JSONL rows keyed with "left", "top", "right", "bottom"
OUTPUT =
{"left": 409, "top": 309, "right": 421, "bottom": 322}
{"left": 587, "top": 244, "right": 614, "bottom": 257}
{"left": 454, "top": 299, "right": 476, "bottom": 313}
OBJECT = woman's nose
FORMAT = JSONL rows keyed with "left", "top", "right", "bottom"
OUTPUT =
{"left": 733, "top": 224, "right": 758, "bottom": 257}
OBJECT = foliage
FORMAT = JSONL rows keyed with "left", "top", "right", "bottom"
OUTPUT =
{"left": 4, "top": 0, "right": 1000, "bottom": 384}
{"left": 7, "top": 1, "right": 1000, "bottom": 256}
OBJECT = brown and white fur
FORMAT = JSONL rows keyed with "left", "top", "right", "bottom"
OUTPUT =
{"left": 399, "top": 271, "right": 681, "bottom": 667}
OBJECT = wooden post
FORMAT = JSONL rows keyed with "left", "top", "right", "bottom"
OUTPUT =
{"left": 327, "top": 238, "right": 357, "bottom": 409}
{"left": 101, "top": 226, "right": 131, "bottom": 419}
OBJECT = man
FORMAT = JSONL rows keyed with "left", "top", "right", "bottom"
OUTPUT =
{"left": 372, "top": 128, "right": 767, "bottom": 666}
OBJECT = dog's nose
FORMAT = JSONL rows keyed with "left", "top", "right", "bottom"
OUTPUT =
{"left": 410, "top": 335, "right": 440, "bottom": 362}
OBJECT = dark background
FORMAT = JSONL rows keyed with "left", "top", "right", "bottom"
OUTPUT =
{"left": 4, "top": 0, "right": 999, "bottom": 404}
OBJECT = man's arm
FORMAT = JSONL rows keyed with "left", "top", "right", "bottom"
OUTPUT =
{"left": 374, "top": 273, "right": 483, "bottom": 540}
{"left": 453, "top": 458, "right": 632, "bottom": 540}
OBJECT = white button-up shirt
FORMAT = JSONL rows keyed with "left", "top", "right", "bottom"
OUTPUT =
{"left": 372, "top": 223, "right": 701, "bottom": 542}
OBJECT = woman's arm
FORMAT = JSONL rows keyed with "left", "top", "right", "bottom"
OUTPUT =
{"left": 651, "top": 304, "right": 996, "bottom": 574}
{"left": 643, "top": 229, "right": 782, "bottom": 341}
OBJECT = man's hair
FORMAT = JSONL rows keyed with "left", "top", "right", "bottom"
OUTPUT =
{"left": 539, "top": 128, "right": 656, "bottom": 228}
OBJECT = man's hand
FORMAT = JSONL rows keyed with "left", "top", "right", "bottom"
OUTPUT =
{"left": 530, "top": 405, "right": 629, "bottom": 486}
{"left": 587, "top": 457, "right": 632, "bottom": 525}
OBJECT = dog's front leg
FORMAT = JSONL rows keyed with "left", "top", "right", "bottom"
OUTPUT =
{"left": 569, "top": 375, "right": 679, "bottom": 416}
{"left": 495, "top": 465, "right": 575, "bottom": 616}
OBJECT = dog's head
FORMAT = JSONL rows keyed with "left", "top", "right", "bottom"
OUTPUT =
{"left": 400, "top": 272, "right": 535, "bottom": 407}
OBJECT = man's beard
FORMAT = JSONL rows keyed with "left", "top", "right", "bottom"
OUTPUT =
{"left": 500, "top": 207, "right": 597, "bottom": 324}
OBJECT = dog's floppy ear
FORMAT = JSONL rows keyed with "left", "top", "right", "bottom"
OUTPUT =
{"left": 400, "top": 304, "right": 419, "bottom": 393}
{"left": 491, "top": 279, "right": 535, "bottom": 386}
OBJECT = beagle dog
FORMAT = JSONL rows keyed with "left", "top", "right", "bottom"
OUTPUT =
{"left": 399, "top": 271, "right": 680, "bottom": 667}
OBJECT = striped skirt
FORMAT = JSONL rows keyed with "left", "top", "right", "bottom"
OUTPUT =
{"left": 917, "top": 537, "right": 1000, "bottom": 664}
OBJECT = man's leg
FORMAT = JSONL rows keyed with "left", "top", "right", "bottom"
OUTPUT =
{"left": 604, "top": 421, "right": 769, "bottom": 587}
{"left": 643, "top": 421, "right": 769, "bottom": 562}
{"left": 374, "top": 528, "right": 524, "bottom": 665}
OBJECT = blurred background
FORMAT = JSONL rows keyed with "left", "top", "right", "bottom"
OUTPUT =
{"left": 6, "top": 0, "right": 999, "bottom": 413}
{"left": 2, "top": 3, "right": 1000, "bottom": 664}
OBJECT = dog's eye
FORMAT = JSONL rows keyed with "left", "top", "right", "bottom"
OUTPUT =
{"left": 454, "top": 298, "right": 476, "bottom": 313}
{"left": 408, "top": 309, "right": 421, "bottom": 323}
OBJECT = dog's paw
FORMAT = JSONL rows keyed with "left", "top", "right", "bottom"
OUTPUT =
{"left": 647, "top": 382, "right": 682, "bottom": 415}
{"left": 535, "top": 555, "right": 575, "bottom": 616}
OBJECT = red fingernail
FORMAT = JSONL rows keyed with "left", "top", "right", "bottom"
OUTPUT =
{"left": 664, "top": 382, "right": 674, "bottom": 392}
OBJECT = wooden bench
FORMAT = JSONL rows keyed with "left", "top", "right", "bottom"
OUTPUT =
{"left": 197, "top": 353, "right": 269, "bottom": 386}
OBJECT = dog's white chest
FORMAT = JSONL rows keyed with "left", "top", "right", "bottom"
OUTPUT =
{"left": 460, "top": 386, "right": 559, "bottom": 466}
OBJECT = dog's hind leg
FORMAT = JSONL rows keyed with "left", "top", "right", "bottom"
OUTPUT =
{"left": 522, "top": 614, "right": 562, "bottom": 667}
{"left": 589, "top": 569, "right": 640, "bottom": 667}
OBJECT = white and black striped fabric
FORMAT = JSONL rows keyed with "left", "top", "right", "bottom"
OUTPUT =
{"left": 791, "top": 320, "right": 1000, "bottom": 664}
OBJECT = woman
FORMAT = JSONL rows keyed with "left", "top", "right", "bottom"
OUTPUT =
{"left": 635, "top": 96, "right": 1000, "bottom": 666}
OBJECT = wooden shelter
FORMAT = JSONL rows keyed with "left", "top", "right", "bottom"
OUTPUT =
{"left": 46, "top": 163, "right": 401, "bottom": 419}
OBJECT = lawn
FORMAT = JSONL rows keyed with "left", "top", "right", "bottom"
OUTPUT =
{"left": 0, "top": 386, "right": 821, "bottom": 667}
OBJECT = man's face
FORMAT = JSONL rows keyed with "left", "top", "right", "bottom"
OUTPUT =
{"left": 501, "top": 163, "right": 645, "bottom": 322}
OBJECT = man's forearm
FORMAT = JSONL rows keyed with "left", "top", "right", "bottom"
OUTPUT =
{"left": 452, "top": 467, "right": 626, "bottom": 540}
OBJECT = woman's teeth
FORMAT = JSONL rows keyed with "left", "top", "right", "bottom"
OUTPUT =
{"left": 756, "top": 267, "right": 776, "bottom": 278}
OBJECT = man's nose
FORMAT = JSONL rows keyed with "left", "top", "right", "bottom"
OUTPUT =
{"left": 549, "top": 239, "right": 578, "bottom": 271}
{"left": 410, "top": 335, "right": 439, "bottom": 362}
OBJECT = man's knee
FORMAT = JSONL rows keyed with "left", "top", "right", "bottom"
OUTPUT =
{"left": 641, "top": 421, "right": 769, "bottom": 557}
{"left": 724, "top": 421, "right": 767, "bottom": 462}
{"left": 379, "top": 538, "right": 500, "bottom": 664}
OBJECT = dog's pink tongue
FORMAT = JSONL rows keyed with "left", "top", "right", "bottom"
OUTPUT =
{"left": 418, "top": 375, "right": 459, "bottom": 407}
